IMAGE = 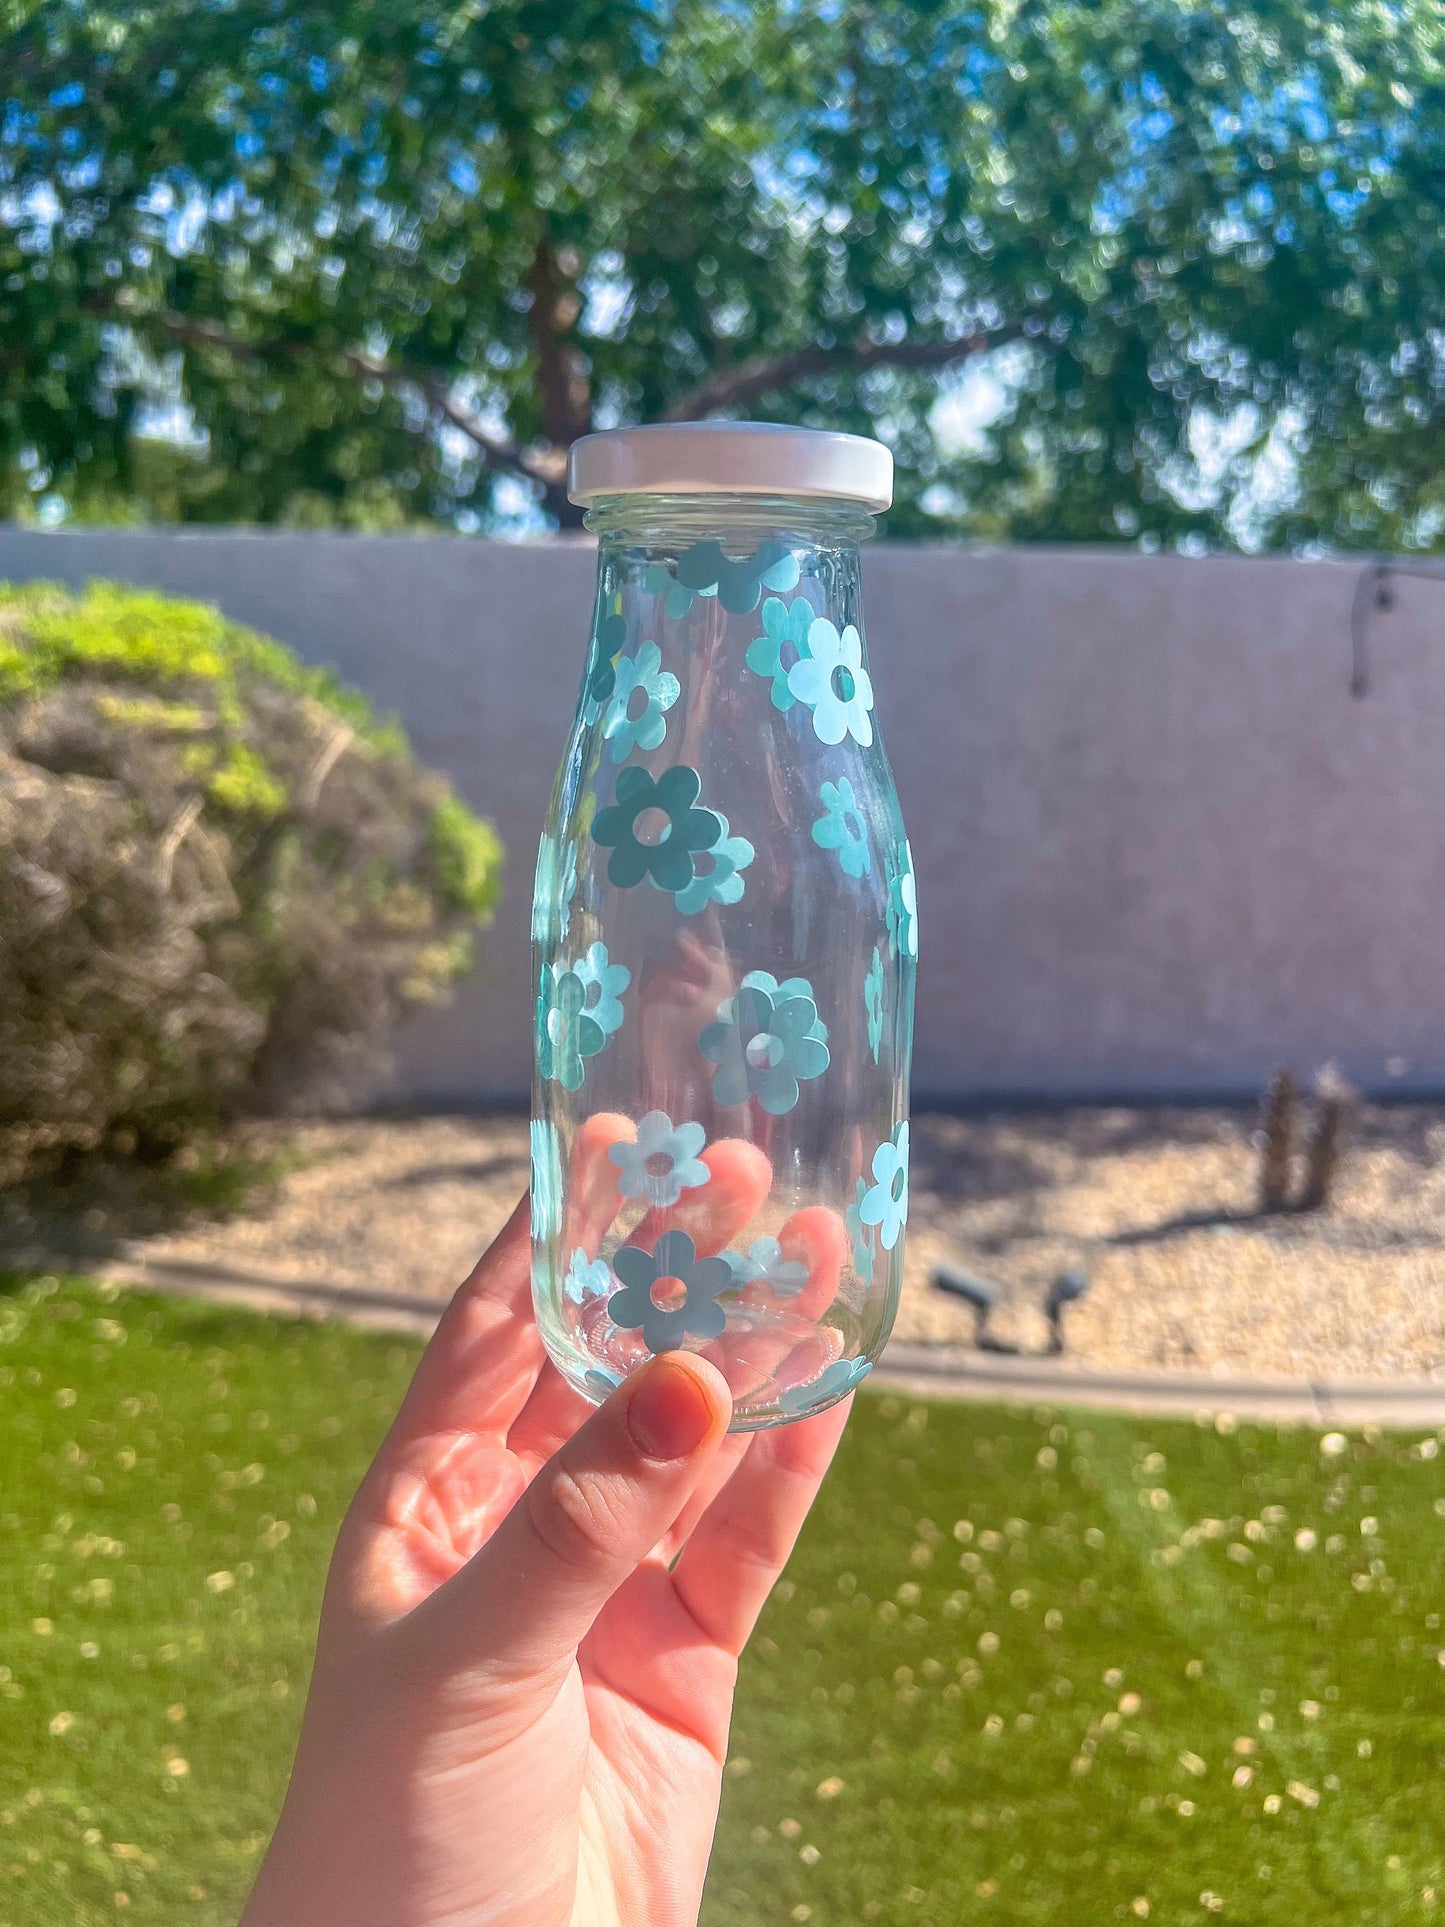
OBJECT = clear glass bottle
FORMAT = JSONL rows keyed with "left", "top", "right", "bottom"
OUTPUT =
{"left": 531, "top": 424, "right": 915, "bottom": 1430}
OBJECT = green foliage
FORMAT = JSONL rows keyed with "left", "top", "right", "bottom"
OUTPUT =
{"left": 0, "top": 581, "right": 502, "bottom": 1168}
{"left": 428, "top": 793, "right": 505, "bottom": 921}
{"left": 2, "top": 1277, "right": 1443, "bottom": 1923}
{"left": 1, "top": 1, "right": 1440, "bottom": 548}
{"left": 0, "top": 581, "right": 408, "bottom": 754}
{"left": 179, "top": 742, "right": 288, "bottom": 821}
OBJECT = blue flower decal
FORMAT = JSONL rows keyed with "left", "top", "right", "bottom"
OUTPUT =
{"left": 564, "top": 1247, "right": 613, "bottom": 1305}
{"left": 886, "top": 837, "right": 918, "bottom": 960}
{"left": 643, "top": 562, "right": 713, "bottom": 621}
{"left": 608, "top": 1229, "right": 732, "bottom": 1354}
{"left": 609, "top": 1110, "right": 710, "bottom": 1208}
{"left": 779, "top": 1356, "right": 872, "bottom": 1416}
{"left": 746, "top": 595, "right": 814, "bottom": 711}
{"left": 860, "top": 1121, "right": 909, "bottom": 1252}
{"left": 811, "top": 776, "right": 871, "bottom": 879}
{"left": 602, "top": 641, "right": 680, "bottom": 764}
{"left": 583, "top": 605, "right": 629, "bottom": 724}
{"left": 698, "top": 970, "right": 830, "bottom": 1115}
{"left": 531, "top": 831, "right": 578, "bottom": 947}
{"left": 671, "top": 538, "right": 801, "bottom": 615}
{"left": 863, "top": 945, "right": 885, "bottom": 1062}
{"left": 845, "top": 1176, "right": 876, "bottom": 1286}
{"left": 538, "top": 942, "right": 628, "bottom": 1092}
{"left": 530, "top": 1118, "right": 561, "bottom": 1241}
{"left": 787, "top": 618, "right": 874, "bottom": 747}
{"left": 582, "top": 1366, "right": 620, "bottom": 1401}
{"left": 726, "top": 1236, "right": 809, "bottom": 1297}
{"left": 671, "top": 811, "right": 754, "bottom": 915}
{"left": 537, "top": 970, "right": 598, "bottom": 1092}
{"left": 573, "top": 940, "right": 630, "bottom": 1039}
{"left": 591, "top": 764, "right": 724, "bottom": 892}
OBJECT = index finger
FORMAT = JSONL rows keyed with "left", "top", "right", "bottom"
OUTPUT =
{"left": 382, "top": 1194, "right": 539, "bottom": 1449}
{"left": 389, "top": 1110, "right": 637, "bottom": 1450}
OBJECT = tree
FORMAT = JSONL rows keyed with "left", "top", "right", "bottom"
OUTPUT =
{"left": 2, "top": 0, "right": 1440, "bottom": 545}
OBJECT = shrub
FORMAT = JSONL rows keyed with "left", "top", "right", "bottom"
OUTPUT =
{"left": 0, "top": 579, "right": 502, "bottom": 1171}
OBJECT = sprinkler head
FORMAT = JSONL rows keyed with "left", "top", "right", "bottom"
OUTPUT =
{"left": 1044, "top": 1266, "right": 1090, "bottom": 1355}
{"left": 932, "top": 1263, "right": 996, "bottom": 1314}
{"left": 1046, "top": 1266, "right": 1090, "bottom": 1317}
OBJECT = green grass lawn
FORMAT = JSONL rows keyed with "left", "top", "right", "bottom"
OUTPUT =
{"left": 1, "top": 1277, "right": 1442, "bottom": 1925}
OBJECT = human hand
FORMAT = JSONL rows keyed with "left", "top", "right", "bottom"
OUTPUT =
{"left": 240, "top": 1196, "right": 851, "bottom": 1927}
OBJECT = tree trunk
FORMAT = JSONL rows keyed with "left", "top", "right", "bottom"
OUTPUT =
{"left": 523, "top": 241, "right": 592, "bottom": 530}
{"left": 545, "top": 482, "right": 587, "bottom": 531}
{"left": 526, "top": 242, "right": 593, "bottom": 451}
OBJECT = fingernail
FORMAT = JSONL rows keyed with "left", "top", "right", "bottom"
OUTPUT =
{"left": 626, "top": 1356, "right": 717, "bottom": 1461}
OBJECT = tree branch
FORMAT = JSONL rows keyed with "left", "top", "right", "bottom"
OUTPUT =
{"left": 107, "top": 299, "right": 569, "bottom": 501}
{"left": 94, "top": 298, "right": 1037, "bottom": 524}
{"left": 661, "top": 325, "right": 1027, "bottom": 422}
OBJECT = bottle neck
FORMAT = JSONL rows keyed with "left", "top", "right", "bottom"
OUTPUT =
{"left": 585, "top": 493, "right": 870, "bottom": 638}
{"left": 583, "top": 492, "right": 876, "bottom": 550}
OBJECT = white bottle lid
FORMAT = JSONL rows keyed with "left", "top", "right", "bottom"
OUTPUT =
{"left": 568, "top": 421, "right": 893, "bottom": 512}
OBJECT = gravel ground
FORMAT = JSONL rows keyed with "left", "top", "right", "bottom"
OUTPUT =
{"left": 126, "top": 1106, "right": 1445, "bottom": 1382}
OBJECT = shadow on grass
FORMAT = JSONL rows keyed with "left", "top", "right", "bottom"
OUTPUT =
{"left": 0, "top": 1134, "right": 297, "bottom": 1274}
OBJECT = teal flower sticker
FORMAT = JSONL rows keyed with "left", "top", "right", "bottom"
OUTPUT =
{"left": 538, "top": 966, "right": 606, "bottom": 1092}
{"left": 530, "top": 1117, "right": 561, "bottom": 1241}
{"left": 860, "top": 1121, "right": 909, "bottom": 1252}
{"left": 591, "top": 764, "right": 723, "bottom": 892}
{"left": 886, "top": 838, "right": 918, "bottom": 960}
{"left": 582, "top": 1366, "right": 620, "bottom": 1401}
{"left": 811, "top": 776, "right": 871, "bottom": 879}
{"left": 863, "top": 945, "right": 885, "bottom": 1062}
{"left": 538, "top": 942, "right": 628, "bottom": 1092}
{"left": 564, "top": 1247, "right": 613, "bottom": 1305}
{"left": 607, "top": 1228, "right": 732, "bottom": 1354}
{"left": 573, "top": 940, "right": 629, "bottom": 1039}
{"left": 671, "top": 811, "right": 754, "bottom": 915}
{"left": 672, "top": 538, "right": 801, "bottom": 615}
{"left": 583, "top": 605, "right": 628, "bottom": 725}
{"left": 643, "top": 561, "right": 713, "bottom": 621}
{"left": 779, "top": 1356, "right": 872, "bottom": 1416}
{"left": 531, "top": 831, "right": 578, "bottom": 947}
{"left": 746, "top": 595, "right": 814, "bottom": 711}
{"left": 726, "top": 1236, "right": 809, "bottom": 1297}
{"left": 787, "top": 618, "right": 874, "bottom": 747}
{"left": 602, "top": 641, "right": 680, "bottom": 764}
{"left": 845, "top": 1176, "right": 876, "bottom": 1286}
{"left": 699, "top": 970, "right": 830, "bottom": 1115}
{"left": 608, "top": 1109, "right": 710, "bottom": 1208}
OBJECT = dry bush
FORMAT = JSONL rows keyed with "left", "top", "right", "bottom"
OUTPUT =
{"left": 0, "top": 580, "right": 501, "bottom": 1174}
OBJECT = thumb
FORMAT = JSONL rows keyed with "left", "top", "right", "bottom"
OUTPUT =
{"left": 426, "top": 1353, "right": 732, "bottom": 1678}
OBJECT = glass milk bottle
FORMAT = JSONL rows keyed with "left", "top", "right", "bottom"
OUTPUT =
{"left": 530, "top": 423, "right": 915, "bottom": 1430}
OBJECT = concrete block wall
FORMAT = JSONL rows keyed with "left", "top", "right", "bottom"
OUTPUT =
{"left": 2, "top": 527, "right": 1440, "bottom": 1101}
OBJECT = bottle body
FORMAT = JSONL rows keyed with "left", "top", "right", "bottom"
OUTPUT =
{"left": 531, "top": 495, "right": 915, "bottom": 1429}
